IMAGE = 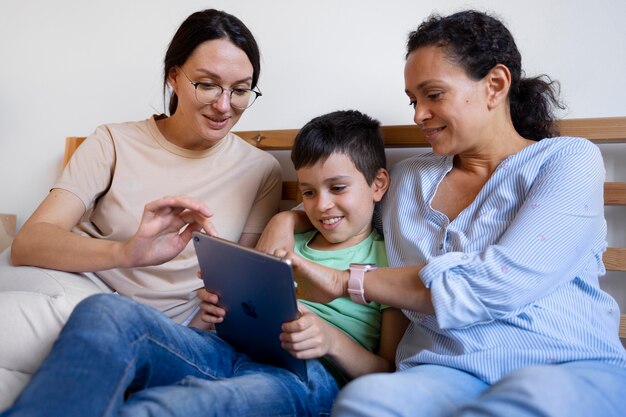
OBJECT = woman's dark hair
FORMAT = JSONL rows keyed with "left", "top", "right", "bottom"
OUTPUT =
{"left": 406, "top": 10, "right": 565, "bottom": 140}
{"left": 292, "top": 110, "right": 386, "bottom": 185}
{"left": 163, "top": 9, "right": 261, "bottom": 115}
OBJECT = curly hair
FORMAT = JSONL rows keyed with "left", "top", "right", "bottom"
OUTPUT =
{"left": 406, "top": 10, "right": 565, "bottom": 140}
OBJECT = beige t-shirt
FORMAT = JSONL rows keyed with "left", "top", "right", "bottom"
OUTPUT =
{"left": 55, "top": 115, "right": 282, "bottom": 322}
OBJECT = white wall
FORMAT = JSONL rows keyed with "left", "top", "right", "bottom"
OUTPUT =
{"left": 1, "top": 0, "right": 625, "bottom": 267}
{"left": 1, "top": 0, "right": 625, "bottom": 224}
{"left": 1, "top": 0, "right": 625, "bottom": 305}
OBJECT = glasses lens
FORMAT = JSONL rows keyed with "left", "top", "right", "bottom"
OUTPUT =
{"left": 195, "top": 84, "right": 222, "bottom": 105}
{"left": 230, "top": 89, "right": 254, "bottom": 109}
{"left": 195, "top": 84, "right": 259, "bottom": 109}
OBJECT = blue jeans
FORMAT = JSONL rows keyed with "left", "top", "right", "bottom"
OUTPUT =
{"left": 332, "top": 361, "right": 626, "bottom": 417}
{"left": 3, "top": 294, "right": 339, "bottom": 417}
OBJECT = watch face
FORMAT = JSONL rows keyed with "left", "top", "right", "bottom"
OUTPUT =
{"left": 350, "top": 263, "right": 377, "bottom": 270}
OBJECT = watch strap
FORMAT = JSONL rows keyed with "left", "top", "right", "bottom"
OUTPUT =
{"left": 348, "top": 264, "right": 377, "bottom": 304}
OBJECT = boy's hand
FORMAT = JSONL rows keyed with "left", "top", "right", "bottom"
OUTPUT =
{"left": 280, "top": 303, "right": 334, "bottom": 359}
{"left": 273, "top": 249, "right": 346, "bottom": 303}
{"left": 188, "top": 271, "right": 225, "bottom": 330}
{"left": 195, "top": 289, "right": 226, "bottom": 325}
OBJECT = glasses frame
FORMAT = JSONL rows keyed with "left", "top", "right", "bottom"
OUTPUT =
{"left": 177, "top": 66, "right": 262, "bottom": 109}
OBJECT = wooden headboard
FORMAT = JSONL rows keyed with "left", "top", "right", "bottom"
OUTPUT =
{"left": 234, "top": 116, "right": 626, "bottom": 149}
{"left": 64, "top": 116, "right": 626, "bottom": 158}
{"left": 65, "top": 116, "right": 626, "bottom": 203}
{"left": 64, "top": 116, "right": 626, "bottom": 339}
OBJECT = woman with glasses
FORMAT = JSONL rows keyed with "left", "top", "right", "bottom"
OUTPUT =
{"left": 0, "top": 8, "right": 281, "bottom": 408}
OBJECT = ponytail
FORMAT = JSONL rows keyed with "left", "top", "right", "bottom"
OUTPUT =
{"left": 168, "top": 93, "right": 179, "bottom": 116}
{"left": 509, "top": 75, "right": 565, "bottom": 141}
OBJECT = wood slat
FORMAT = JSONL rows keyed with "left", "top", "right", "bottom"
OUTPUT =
{"left": 234, "top": 116, "right": 626, "bottom": 150}
{"left": 236, "top": 129, "right": 300, "bottom": 150}
{"left": 604, "top": 182, "right": 626, "bottom": 205}
{"left": 603, "top": 248, "right": 626, "bottom": 272}
{"left": 281, "top": 181, "right": 301, "bottom": 203}
{"left": 556, "top": 117, "right": 626, "bottom": 143}
{"left": 64, "top": 116, "right": 626, "bottom": 153}
{"left": 235, "top": 125, "right": 430, "bottom": 149}
{"left": 620, "top": 315, "right": 626, "bottom": 339}
{"left": 64, "top": 136, "right": 87, "bottom": 165}
{"left": 603, "top": 179, "right": 626, "bottom": 287}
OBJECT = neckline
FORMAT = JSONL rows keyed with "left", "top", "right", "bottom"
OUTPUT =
{"left": 301, "top": 230, "right": 379, "bottom": 255}
{"left": 148, "top": 114, "right": 230, "bottom": 158}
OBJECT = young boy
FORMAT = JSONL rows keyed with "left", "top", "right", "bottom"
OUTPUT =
{"left": 199, "top": 109, "right": 407, "bottom": 383}
{"left": 3, "top": 110, "right": 407, "bottom": 417}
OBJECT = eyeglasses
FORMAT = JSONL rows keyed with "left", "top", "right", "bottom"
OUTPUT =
{"left": 177, "top": 66, "right": 261, "bottom": 110}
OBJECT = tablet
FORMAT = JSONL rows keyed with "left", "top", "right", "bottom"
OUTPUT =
{"left": 192, "top": 232, "right": 307, "bottom": 381}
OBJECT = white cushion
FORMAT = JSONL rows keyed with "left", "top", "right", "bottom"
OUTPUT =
{"left": 0, "top": 247, "right": 109, "bottom": 410}
{"left": 0, "top": 369, "right": 29, "bottom": 411}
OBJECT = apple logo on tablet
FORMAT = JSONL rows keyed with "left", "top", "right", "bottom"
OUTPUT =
{"left": 241, "top": 301, "right": 258, "bottom": 318}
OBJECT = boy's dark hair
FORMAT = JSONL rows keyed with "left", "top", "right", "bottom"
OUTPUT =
{"left": 291, "top": 110, "right": 386, "bottom": 184}
{"left": 406, "top": 10, "right": 565, "bottom": 141}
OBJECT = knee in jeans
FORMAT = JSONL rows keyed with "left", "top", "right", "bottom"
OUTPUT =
{"left": 500, "top": 364, "right": 569, "bottom": 388}
{"left": 75, "top": 293, "right": 119, "bottom": 314}
{"left": 337, "top": 373, "right": 392, "bottom": 402}
{"left": 488, "top": 364, "right": 578, "bottom": 402}
{"left": 72, "top": 294, "right": 138, "bottom": 328}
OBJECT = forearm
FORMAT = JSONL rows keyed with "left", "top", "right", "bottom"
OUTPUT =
{"left": 292, "top": 257, "right": 434, "bottom": 312}
{"left": 306, "top": 265, "right": 434, "bottom": 312}
{"left": 11, "top": 222, "right": 128, "bottom": 272}
{"left": 256, "top": 210, "right": 313, "bottom": 253}
{"left": 363, "top": 265, "right": 434, "bottom": 313}
{"left": 324, "top": 324, "right": 394, "bottom": 379}
{"left": 270, "top": 209, "right": 313, "bottom": 234}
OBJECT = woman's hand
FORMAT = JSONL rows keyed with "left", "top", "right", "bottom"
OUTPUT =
{"left": 123, "top": 195, "right": 218, "bottom": 267}
{"left": 280, "top": 303, "right": 335, "bottom": 359}
{"left": 274, "top": 249, "right": 346, "bottom": 303}
{"left": 12, "top": 191, "right": 218, "bottom": 272}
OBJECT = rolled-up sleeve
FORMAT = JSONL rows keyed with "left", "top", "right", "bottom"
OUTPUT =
{"left": 411, "top": 140, "right": 606, "bottom": 329}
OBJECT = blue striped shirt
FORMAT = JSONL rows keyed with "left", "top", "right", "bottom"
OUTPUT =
{"left": 380, "top": 136, "right": 626, "bottom": 383}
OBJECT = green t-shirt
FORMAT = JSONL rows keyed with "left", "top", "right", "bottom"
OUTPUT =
{"left": 296, "top": 229, "right": 388, "bottom": 354}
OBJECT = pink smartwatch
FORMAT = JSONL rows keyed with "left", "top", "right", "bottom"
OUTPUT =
{"left": 348, "top": 263, "right": 377, "bottom": 304}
